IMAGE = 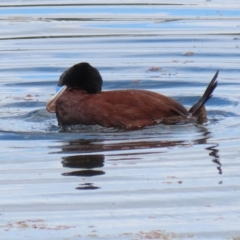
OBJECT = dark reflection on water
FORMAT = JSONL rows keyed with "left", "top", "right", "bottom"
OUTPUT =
{"left": 206, "top": 144, "right": 221, "bottom": 174}
{"left": 76, "top": 183, "right": 100, "bottom": 190}
{"left": 62, "top": 170, "right": 105, "bottom": 177}
{"left": 59, "top": 123, "right": 221, "bottom": 190}
{"left": 62, "top": 154, "right": 105, "bottom": 168}
{"left": 61, "top": 154, "right": 105, "bottom": 190}
{"left": 196, "top": 125, "right": 221, "bottom": 175}
{"left": 60, "top": 138, "right": 185, "bottom": 153}
{"left": 62, "top": 154, "right": 105, "bottom": 176}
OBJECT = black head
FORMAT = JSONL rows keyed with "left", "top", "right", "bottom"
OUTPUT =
{"left": 58, "top": 62, "right": 103, "bottom": 93}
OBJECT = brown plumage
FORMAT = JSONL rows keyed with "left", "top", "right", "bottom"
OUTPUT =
{"left": 46, "top": 62, "right": 218, "bottom": 129}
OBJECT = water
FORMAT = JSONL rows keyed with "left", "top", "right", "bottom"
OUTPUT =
{"left": 1, "top": 1, "right": 240, "bottom": 239}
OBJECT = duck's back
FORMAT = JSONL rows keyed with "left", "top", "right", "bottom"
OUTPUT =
{"left": 56, "top": 88, "right": 189, "bottom": 129}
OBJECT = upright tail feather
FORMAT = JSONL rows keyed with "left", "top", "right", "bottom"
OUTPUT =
{"left": 189, "top": 70, "right": 219, "bottom": 116}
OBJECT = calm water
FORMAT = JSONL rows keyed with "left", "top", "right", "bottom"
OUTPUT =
{"left": 1, "top": 1, "right": 240, "bottom": 240}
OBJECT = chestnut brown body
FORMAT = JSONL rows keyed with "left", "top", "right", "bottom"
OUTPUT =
{"left": 55, "top": 89, "right": 189, "bottom": 129}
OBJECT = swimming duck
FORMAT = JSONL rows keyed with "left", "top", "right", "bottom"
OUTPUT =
{"left": 46, "top": 62, "right": 218, "bottom": 129}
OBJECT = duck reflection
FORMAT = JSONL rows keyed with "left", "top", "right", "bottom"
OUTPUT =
{"left": 61, "top": 154, "right": 105, "bottom": 190}
{"left": 62, "top": 154, "right": 104, "bottom": 169}
{"left": 59, "top": 124, "right": 221, "bottom": 190}
{"left": 59, "top": 138, "right": 186, "bottom": 153}
{"left": 196, "top": 125, "right": 221, "bottom": 175}
{"left": 206, "top": 144, "right": 221, "bottom": 174}
{"left": 75, "top": 183, "right": 100, "bottom": 190}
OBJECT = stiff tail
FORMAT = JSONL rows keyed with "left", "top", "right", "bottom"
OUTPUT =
{"left": 189, "top": 71, "right": 219, "bottom": 116}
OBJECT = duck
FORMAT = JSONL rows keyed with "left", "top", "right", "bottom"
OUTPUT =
{"left": 46, "top": 62, "right": 218, "bottom": 129}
